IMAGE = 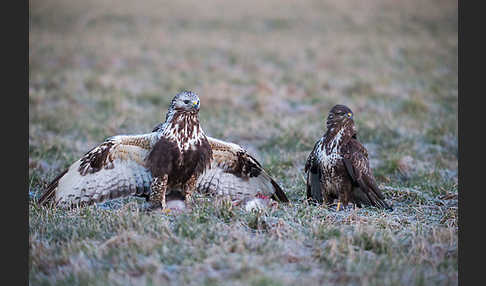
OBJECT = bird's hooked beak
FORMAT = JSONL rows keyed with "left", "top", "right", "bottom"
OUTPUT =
{"left": 346, "top": 112, "right": 353, "bottom": 119}
{"left": 193, "top": 99, "right": 200, "bottom": 110}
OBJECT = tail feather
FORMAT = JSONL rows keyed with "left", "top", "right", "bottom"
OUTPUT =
{"left": 364, "top": 177, "right": 392, "bottom": 211}
{"left": 355, "top": 178, "right": 392, "bottom": 211}
{"left": 307, "top": 170, "right": 323, "bottom": 204}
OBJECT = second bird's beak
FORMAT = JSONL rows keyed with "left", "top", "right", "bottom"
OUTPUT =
{"left": 193, "top": 100, "right": 200, "bottom": 110}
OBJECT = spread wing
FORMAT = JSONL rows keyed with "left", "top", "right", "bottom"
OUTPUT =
{"left": 305, "top": 138, "right": 324, "bottom": 204}
{"left": 38, "top": 133, "right": 160, "bottom": 208}
{"left": 342, "top": 139, "right": 392, "bottom": 210}
{"left": 196, "top": 137, "right": 289, "bottom": 203}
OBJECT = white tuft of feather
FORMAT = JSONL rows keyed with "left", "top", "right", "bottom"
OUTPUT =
{"left": 244, "top": 198, "right": 268, "bottom": 212}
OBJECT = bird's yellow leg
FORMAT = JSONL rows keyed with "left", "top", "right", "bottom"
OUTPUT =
{"left": 336, "top": 201, "right": 341, "bottom": 211}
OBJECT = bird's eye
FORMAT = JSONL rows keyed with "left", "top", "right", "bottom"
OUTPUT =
{"left": 183, "top": 100, "right": 190, "bottom": 104}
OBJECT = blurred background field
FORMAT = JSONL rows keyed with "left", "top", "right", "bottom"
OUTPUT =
{"left": 29, "top": 0, "right": 458, "bottom": 285}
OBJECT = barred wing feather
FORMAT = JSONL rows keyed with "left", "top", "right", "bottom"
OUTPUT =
{"left": 196, "top": 137, "right": 289, "bottom": 203}
{"left": 38, "top": 133, "right": 159, "bottom": 208}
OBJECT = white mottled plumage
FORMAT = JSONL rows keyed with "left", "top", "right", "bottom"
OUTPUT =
{"left": 45, "top": 132, "right": 160, "bottom": 207}
{"left": 162, "top": 118, "right": 203, "bottom": 151}
{"left": 317, "top": 128, "right": 345, "bottom": 182}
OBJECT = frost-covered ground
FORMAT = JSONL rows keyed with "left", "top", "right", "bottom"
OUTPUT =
{"left": 29, "top": 0, "right": 458, "bottom": 285}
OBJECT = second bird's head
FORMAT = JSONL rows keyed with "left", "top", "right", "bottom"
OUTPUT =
{"left": 326, "top": 104, "right": 354, "bottom": 130}
{"left": 170, "top": 91, "right": 200, "bottom": 113}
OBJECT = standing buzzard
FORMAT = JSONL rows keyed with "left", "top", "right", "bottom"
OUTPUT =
{"left": 305, "top": 105, "right": 392, "bottom": 211}
{"left": 38, "top": 91, "right": 288, "bottom": 210}
{"left": 38, "top": 91, "right": 212, "bottom": 210}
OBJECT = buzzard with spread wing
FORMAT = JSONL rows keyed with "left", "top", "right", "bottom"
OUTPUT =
{"left": 38, "top": 91, "right": 288, "bottom": 210}
{"left": 38, "top": 91, "right": 212, "bottom": 210}
{"left": 305, "top": 105, "right": 392, "bottom": 211}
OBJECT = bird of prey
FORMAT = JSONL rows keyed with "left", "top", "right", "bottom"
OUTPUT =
{"left": 38, "top": 91, "right": 212, "bottom": 210}
{"left": 38, "top": 91, "right": 288, "bottom": 210}
{"left": 304, "top": 104, "right": 392, "bottom": 211}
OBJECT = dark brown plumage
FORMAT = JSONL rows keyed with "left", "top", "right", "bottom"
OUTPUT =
{"left": 78, "top": 142, "right": 115, "bottom": 175}
{"left": 146, "top": 135, "right": 212, "bottom": 188}
{"left": 305, "top": 104, "right": 392, "bottom": 211}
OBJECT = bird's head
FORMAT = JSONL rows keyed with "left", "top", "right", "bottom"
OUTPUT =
{"left": 326, "top": 104, "right": 355, "bottom": 131}
{"left": 169, "top": 90, "right": 200, "bottom": 113}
